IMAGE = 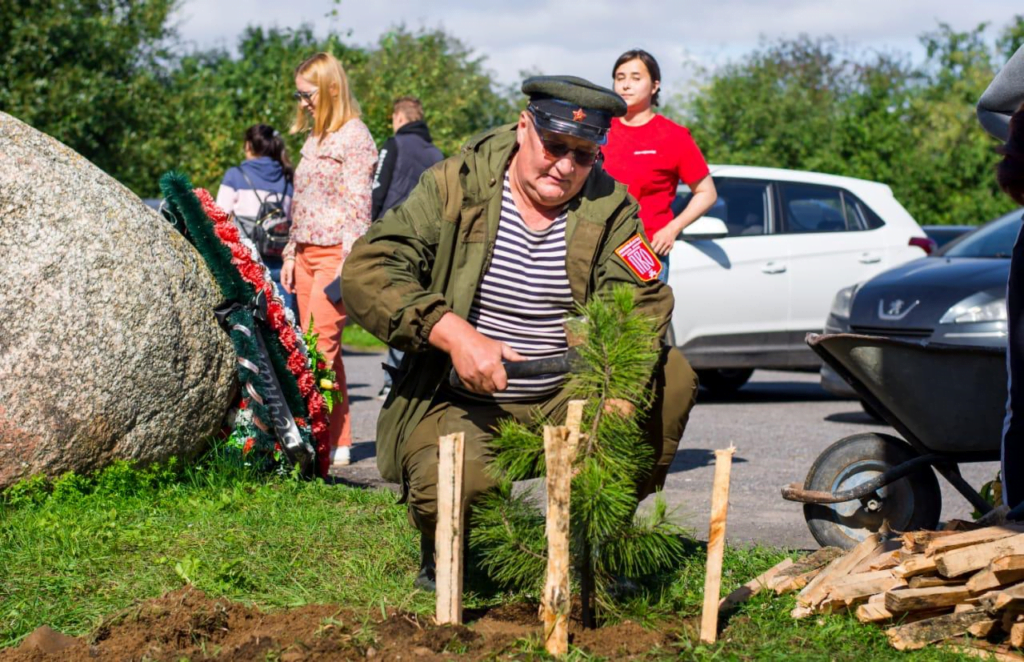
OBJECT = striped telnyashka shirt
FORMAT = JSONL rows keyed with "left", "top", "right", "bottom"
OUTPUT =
{"left": 452, "top": 171, "right": 574, "bottom": 402}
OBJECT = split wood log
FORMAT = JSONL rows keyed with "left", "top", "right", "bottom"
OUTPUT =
{"left": 699, "top": 446, "right": 736, "bottom": 645}
{"left": 856, "top": 603, "right": 894, "bottom": 624}
{"left": 935, "top": 533, "right": 1024, "bottom": 578}
{"left": 884, "top": 585, "right": 972, "bottom": 612}
{"left": 980, "top": 583, "right": 1024, "bottom": 613}
{"left": 541, "top": 425, "right": 576, "bottom": 657}
{"left": 941, "top": 519, "right": 981, "bottom": 532}
{"left": 886, "top": 608, "right": 990, "bottom": 651}
{"left": 435, "top": 432, "right": 465, "bottom": 625}
{"left": 892, "top": 554, "right": 938, "bottom": 579}
{"left": 1002, "top": 612, "right": 1023, "bottom": 633}
{"left": 851, "top": 540, "right": 903, "bottom": 574}
{"left": 909, "top": 576, "right": 966, "bottom": 589}
{"left": 824, "top": 570, "right": 904, "bottom": 607}
{"left": 796, "top": 534, "right": 884, "bottom": 610}
{"left": 967, "top": 619, "right": 1000, "bottom": 638}
{"left": 946, "top": 641, "right": 1024, "bottom": 662}
{"left": 866, "top": 549, "right": 903, "bottom": 572}
{"left": 719, "top": 558, "right": 794, "bottom": 612}
{"left": 967, "top": 555, "right": 1024, "bottom": 594}
{"left": 902, "top": 530, "right": 959, "bottom": 553}
{"left": 770, "top": 547, "right": 844, "bottom": 594}
{"left": 925, "top": 524, "right": 1024, "bottom": 557}
{"left": 1011, "top": 621, "right": 1024, "bottom": 647}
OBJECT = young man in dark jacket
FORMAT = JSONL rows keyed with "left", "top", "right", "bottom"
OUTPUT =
{"left": 371, "top": 97, "right": 445, "bottom": 398}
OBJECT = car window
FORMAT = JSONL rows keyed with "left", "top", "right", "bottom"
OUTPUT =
{"left": 942, "top": 209, "right": 1022, "bottom": 259}
{"left": 674, "top": 178, "right": 771, "bottom": 237}
{"left": 842, "top": 194, "right": 884, "bottom": 230}
{"left": 779, "top": 183, "right": 858, "bottom": 234}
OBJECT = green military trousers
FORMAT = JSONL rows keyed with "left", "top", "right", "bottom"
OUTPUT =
{"left": 400, "top": 347, "right": 699, "bottom": 535}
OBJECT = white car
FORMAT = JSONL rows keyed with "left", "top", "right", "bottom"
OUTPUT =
{"left": 667, "top": 165, "right": 931, "bottom": 394}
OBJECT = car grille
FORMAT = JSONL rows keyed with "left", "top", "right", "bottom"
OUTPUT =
{"left": 850, "top": 325, "right": 932, "bottom": 338}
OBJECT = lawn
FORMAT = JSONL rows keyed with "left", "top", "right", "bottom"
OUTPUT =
{"left": 0, "top": 450, "right": 970, "bottom": 660}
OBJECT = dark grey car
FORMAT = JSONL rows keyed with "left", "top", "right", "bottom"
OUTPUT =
{"left": 822, "top": 209, "right": 1020, "bottom": 400}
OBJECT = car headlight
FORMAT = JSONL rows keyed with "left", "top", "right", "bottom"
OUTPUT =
{"left": 939, "top": 293, "right": 1007, "bottom": 324}
{"left": 830, "top": 285, "right": 859, "bottom": 319}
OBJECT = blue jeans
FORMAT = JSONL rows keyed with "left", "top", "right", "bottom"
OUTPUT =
{"left": 264, "top": 256, "right": 298, "bottom": 317}
{"left": 658, "top": 252, "right": 671, "bottom": 284}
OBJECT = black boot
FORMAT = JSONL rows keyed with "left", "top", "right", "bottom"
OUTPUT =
{"left": 414, "top": 532, "right": 436, "bottom": 591}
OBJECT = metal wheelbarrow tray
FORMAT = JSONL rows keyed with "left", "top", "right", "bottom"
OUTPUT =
{"left": 782, "top": 332, "right": 1004, "bottom": 549}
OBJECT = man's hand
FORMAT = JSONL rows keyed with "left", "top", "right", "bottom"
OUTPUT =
{"left": 281, "top": 258, "right": 296, "bottom": 293}
{"left": 604, "top": 398, "right": 636, "bottom": 417}
{"left": 429, "top": 313, "right": 525, "bottom": 394}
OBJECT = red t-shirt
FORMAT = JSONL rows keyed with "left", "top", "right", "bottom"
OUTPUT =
{"left": 602, "top": 115, "right": 710, "bottom": 240}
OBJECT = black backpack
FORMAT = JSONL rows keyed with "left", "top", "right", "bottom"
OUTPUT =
{"left": 233, "top": 167, "right": 291, "bottom": 259}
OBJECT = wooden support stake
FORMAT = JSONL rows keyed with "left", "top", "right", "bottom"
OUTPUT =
{"left": 563, "top": 400, "right": 590, "bottom": 629}
{"left": 699, "top": 445, "right": 736, "bottom": 645}
{"left": 542, "top": 425, "right": 575, "bottom": 657}
{"left": 435, "top": 432, "right": 465, "bottom": 625}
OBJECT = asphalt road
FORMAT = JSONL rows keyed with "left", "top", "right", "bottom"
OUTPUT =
{"left": 336, "top": 347, "right": 999, "bottom": 551}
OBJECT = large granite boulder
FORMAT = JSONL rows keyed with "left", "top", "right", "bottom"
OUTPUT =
{"left": 0, "top": 112, "right": 236, "bottom": 489}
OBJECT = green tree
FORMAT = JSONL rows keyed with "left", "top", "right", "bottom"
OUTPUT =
{"left": 0, "top": 0, "right": 177, "bottom": 182}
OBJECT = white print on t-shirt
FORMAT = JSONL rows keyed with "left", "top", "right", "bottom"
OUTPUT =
{"left": 633, "top": 150, "right": 657, "bottom": 155}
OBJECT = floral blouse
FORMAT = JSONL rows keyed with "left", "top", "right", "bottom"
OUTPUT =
{"left": 284, "top": 118, "right": 378, "bottom": 261}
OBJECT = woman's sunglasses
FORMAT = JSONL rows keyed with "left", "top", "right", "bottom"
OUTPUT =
{"left": 536, "top": 127, "right": 601, "bottom": 167}
{"left": 293, "top": 89, "right": 317, "bottom": 102}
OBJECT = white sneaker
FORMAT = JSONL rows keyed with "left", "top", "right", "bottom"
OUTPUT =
{"left": 331, "top": 446, "right": 351, "bottom": 467}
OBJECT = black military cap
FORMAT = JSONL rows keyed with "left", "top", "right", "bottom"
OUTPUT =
{"left": 522, "top": 75, "right": 627, "bottom": 145}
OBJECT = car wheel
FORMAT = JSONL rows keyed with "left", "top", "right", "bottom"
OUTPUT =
{"left": 696, "top": 368, "right": 753, "bottom": 396}
{"left": 803, "top": 432, "right": 941, "bottom": 550}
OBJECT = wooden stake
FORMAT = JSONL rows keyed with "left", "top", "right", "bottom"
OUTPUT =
{"left": 563, "top": 400, "right": 591, "bottom": 629}
{"left": 542, "top": 425, "right": 576, "bottom": 657}
{"left": 435, "top": 432, "right": 465, "bottom": 625}
{"left": 700, "top": 445, "right": 736, "bottom": 645}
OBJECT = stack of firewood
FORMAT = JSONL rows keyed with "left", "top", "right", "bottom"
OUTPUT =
{"left": 752, "top": 525, "right": 1024, "bottom": 658}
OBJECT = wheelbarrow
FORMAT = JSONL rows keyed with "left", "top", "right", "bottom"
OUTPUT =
{"left": 781, "top": 332, "right": 1004, "bottom": 549}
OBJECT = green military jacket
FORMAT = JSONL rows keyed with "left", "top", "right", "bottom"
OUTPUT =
{"left": 342, "top": 123, "right": 673, "bottom": 483}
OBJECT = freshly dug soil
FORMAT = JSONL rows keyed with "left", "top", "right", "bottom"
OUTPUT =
{"left": 3, "top": 588, "right": 689, "bottom": 660}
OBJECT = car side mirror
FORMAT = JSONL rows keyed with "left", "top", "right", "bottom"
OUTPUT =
{"left": 680, "top": 216, "right": 729, "bottom": 241}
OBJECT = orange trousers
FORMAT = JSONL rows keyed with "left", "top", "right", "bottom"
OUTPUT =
{"left": 294, "top": 243, "right": 351, "bottom": 449}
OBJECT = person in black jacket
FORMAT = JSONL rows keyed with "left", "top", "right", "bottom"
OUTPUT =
{"left": 371, "top": 97, "right": 445, "bottom": 398}
{"left": 978, "top": 45, "right": 1024, "bottom": 518}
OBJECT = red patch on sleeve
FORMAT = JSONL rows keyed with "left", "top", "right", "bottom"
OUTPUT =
{"left": 614, "top": 234, "right": 663, "bottom": 282}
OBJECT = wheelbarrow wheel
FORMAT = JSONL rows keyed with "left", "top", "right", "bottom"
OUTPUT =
{"left": 803, "top": 432, "right": 941, "bottom": 549}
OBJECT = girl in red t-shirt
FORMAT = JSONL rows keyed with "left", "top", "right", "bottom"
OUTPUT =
{"left": 603, "top": 49, "right": 718, "bottom": 281}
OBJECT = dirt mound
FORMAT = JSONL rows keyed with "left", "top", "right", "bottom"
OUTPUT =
{"left": 3, "top": 588, "right": 685, "bottom": 660}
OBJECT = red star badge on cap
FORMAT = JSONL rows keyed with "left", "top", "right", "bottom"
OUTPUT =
{"left": 572, "top": 107, "right": 587, "bottom": 122}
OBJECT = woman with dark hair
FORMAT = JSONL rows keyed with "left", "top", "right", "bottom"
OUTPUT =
{"left": 216, "top": 124, "right": 296, "bottom": 311}
{"left": 602, "top": 48, "right": 717, "bottom": 282}
{"left": 979, "top": 45, "right": 1024, "bottom": 516}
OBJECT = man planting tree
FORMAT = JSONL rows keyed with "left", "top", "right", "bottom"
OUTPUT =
{"left": 342, "top": 75, "right": 698, "bottom": 590}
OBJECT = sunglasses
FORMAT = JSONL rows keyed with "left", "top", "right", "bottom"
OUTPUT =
{"left": 293, "top": 88, "right": 317, "bottom": 103}
{"left": 536, "top": 128, "right": 600, "bottom": 167}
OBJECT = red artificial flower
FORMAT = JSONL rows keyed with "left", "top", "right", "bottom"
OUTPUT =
{"left": 294, "top": 417, "right": 307, "bottom": 427}
{"left": 214, "top": 224, "right": 240, "bottom": 244}
{"left": 279, "top": 327, "right": 297, "bottom": 352}
{"left": 195, "top": 188, "right": 229, "bottom": 224}
{"left": 274, "top": 442, "right": 282, "bottom": 452}
{"left": 267, "top": 302, "right": 287, "bottom": 331}
{"left": 239, "top": 398, "right": 249, "bottom": 409}
{"left": 307, "top": 392, "right": 323, "bottom": 417}
{"left": 243, "top": 437, "right": 255, "bottom": 454}
{"left": 317, "top": 361, "right": 326, "bottom": 371}
{"left": 287, "top": 351, "right": 306, "bottom": 375}
{"left": 298, "top": 372, "right": 315, "bottom": 396}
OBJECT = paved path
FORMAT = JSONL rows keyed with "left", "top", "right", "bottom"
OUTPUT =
{"left": 336, "top": 347, "right": 998, "bottom": 550}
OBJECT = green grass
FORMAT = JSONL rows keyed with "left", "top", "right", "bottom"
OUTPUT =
{"left": 342, "top": 324, "right": 387, "bottom": 350}
{"left": 0, "top": 454, "right": 975, "bottom": 660}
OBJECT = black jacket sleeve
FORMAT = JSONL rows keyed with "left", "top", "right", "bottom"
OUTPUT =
{"left": 371, "top": 137, "right": 399, "bottom": 220}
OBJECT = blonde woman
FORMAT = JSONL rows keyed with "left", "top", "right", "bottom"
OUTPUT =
{"left": 281, "top": 52, "right": 378, "bottom": 468}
